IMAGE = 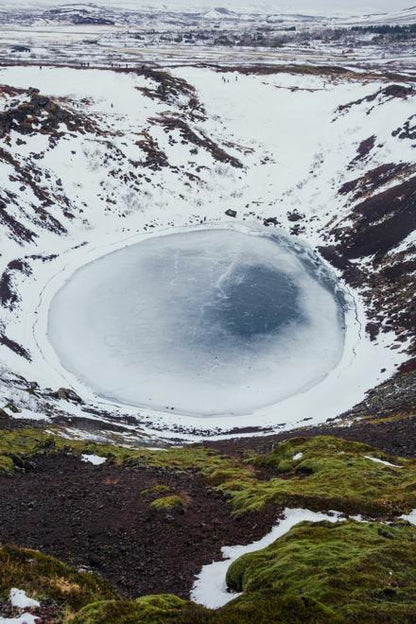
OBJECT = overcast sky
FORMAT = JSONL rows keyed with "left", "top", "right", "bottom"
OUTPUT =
{"left": 6, "top": 0, "right": 415, "bottom": 14}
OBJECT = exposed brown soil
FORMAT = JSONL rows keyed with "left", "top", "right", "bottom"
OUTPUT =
{"left": 392, "top": 114, "right": 416, "bottom": 140}
{"left": 332, "top": 176, "right": 416, "bottom": 260}
{"left": 0, "top": 193, "right": 37, "bottom": 244}
{"left": 134, "top": 68, "right": 205, "bottom": 117}
{"left": 0, "top": 453, "right": 279, "bottom": 600}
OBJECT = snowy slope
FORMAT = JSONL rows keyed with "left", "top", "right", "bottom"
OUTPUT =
{"left": 0, "top": 63, "right": 414, "bottom": 441}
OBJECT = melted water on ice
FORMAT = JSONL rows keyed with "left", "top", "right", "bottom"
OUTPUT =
{"left": 48, "top": 228, "right": 345, "bottom": 416}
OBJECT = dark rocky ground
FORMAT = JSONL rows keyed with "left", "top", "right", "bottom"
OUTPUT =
{"left": 0, "top": 452, "right": 279, "bottom": 601}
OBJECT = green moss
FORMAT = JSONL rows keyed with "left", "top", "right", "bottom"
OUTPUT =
{"left": 226, "top": 520, "right": 416, "bottom": 623}
{"left": 14, "top": 520, "right": 414, "bottom": 624}
{"left": 0, "top": 428, "right": 80, "bottom": 475}
{"left": 140, "top": 484, "right": 171, "bottom": 496}
{"left": 218, "top": 592, "right": 342, "bottom": 624}
{"left": 0, "top": 545, "right": 116, "bottom": 610}
{"left": 3, "top": 428, "right": 416, "bottom": 624}
{"left": 70, "top": 595, "right": 207, "bottom": 624}
{"left": 70, "top": 593, "right": 341, "bottom": 624}
{"left": 206, "top": 466, "right": 255, "bottom": 487}
{"left": 90, "top": 443, "right": 230, "bottom": 473}
{"left": 149, "top": 495, "right": 187, "bottom": 512}
{"left": 221, "top": 436, "right": 416, "bottom": 517}
{"left": 0, "top": 455, "right": 14, "bottom": 473}
{"left": 70, "top": 600, "right": 152, "bottom": 624}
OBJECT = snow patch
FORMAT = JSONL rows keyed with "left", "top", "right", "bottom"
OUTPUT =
{"left": 9, "top": 590, "right": 40, "bottom": 610}
{"left": 80, "top": 453, "right": 107, "bottom": 466}
{"left": 364, "top": 456, "right": 403, "bottom": 468}
{"left": 0, "top": 589, "right": 41, "bottom": 624}
{"left": 400, "top": 510, "right": 416, "bottom": 525}
{"left": 0, "top": 615, "right": 38, "bottom": 624}
{"left": 191, "top": 507, "right": 343, "bottom": 609}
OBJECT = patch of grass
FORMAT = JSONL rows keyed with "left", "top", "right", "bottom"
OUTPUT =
{"left": 226, "top": 520, "right": 416, "bottom": 624}
{"left": 361, "top": 413, "right": 415, "bottom": 425}
{"left": 148, "top": 495, "right": 187, "bottom": 512}
{"left": 0, "top": 545, "right": 116, "bottom": 611}
{"left": 0, "top": 454, "right": 14, "bottom": 473}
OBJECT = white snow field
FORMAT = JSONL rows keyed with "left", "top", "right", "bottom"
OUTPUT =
{"left": 47, "top": 226, "right": 345, "bottom": 416}
{"left": 0, "top": 63, "right": 413, "bottom": 439}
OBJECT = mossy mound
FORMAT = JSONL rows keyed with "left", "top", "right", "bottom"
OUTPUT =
{"left": 140, "top": 484, "right": 172, "bottom": 496}
{"left": 71, "top": 594, "right": 207, "bottom": 624}
{"left": 218, "top": 593, "right": 342, "bottom": 624}
{"left": 222, "top": 436, "right": 416, "bottom": 516}
{"left": 0, "top": 429, "right": 65, "bottom": 474}
{"left": 226, "top": 520, "right": 416, "bottom": 623}
{"left": 70, "top": 593, "right": 340, "bottom": 624}
{"left": 149, "top": 494, "right": 187, "bottom": 512}
{"left": 0, "top": 545, "right": 116, "bottom": 610}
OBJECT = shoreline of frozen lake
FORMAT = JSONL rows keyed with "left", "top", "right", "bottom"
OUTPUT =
{"left": 46, "top": 225, "right": 346, "bottom": 417}
{"left": 31, "top": 221, "right": 400, "bottom": 439}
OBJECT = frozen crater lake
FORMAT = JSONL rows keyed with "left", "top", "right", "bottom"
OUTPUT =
{"left": 48, "top": 228, "right": 345, "bottom": 416}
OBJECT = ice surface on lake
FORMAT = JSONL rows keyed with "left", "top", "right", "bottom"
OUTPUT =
{"left": 48, "top": 228, "right": 345, "bottom": 416}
